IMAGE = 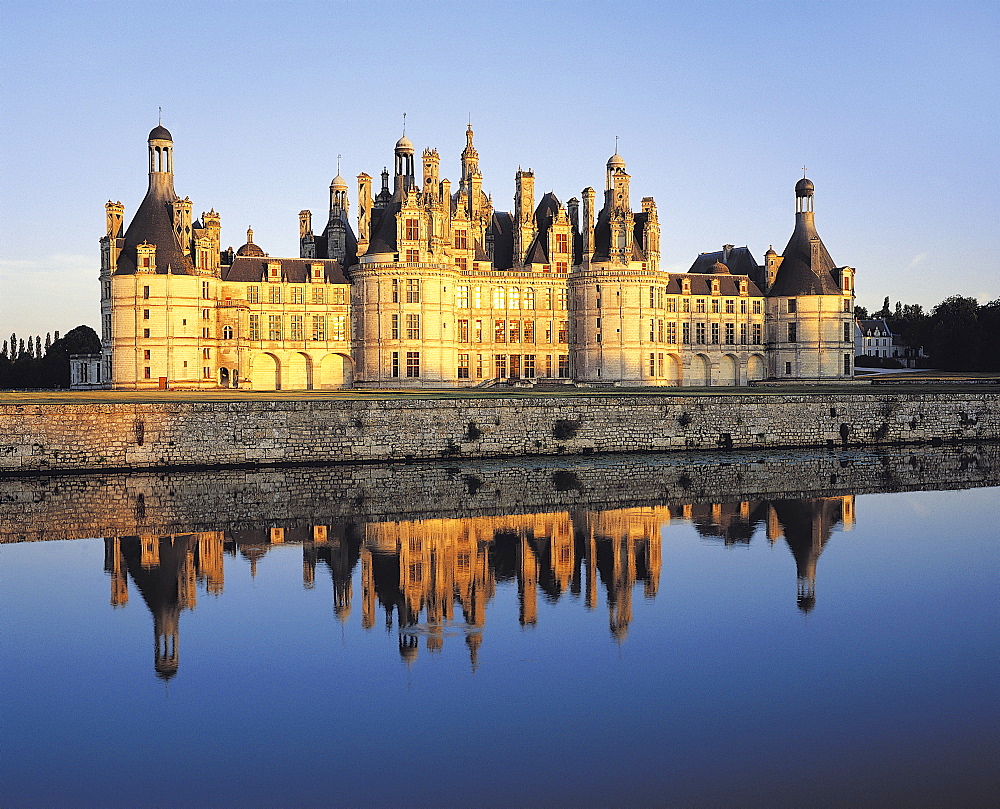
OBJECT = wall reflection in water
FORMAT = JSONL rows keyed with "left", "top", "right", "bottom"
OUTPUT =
{"left": 104, "top": 496, "right": 853, "bottom": 678}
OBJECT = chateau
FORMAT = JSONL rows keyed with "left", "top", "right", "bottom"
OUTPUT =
{"left": 97, "top": 124, "right": 856, "bottom": 389}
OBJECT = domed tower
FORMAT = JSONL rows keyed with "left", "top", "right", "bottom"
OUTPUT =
{"left": 393, "top": 132, "right": 415, "bottom": 195}
{"left": 766, "top": 175, "right": 855, "bottom": 379}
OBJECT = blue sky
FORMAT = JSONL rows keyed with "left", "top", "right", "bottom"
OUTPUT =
{"left": 2, "top": 0, "right": 998, "bottom": 339}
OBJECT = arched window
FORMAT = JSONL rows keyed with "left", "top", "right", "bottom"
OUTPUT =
{"left": 222, "top": 325, "right": 233, "bottom": 340}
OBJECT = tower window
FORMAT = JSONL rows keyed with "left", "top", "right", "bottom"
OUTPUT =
{"left": 405, "top": 219, "right": 419, "bottom": 241}
{"left": 788, "top": 323, "right": 797, "bottom": 342}
{"left": 787, "top": 299, "right": 797, "bottom": 313}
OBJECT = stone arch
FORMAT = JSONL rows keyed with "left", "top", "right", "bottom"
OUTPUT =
{"left": 319, "top": 352, "right": 354, "bottom": 389}
{"left": 250, "top": 352, "right": 281, "bottom": 391}
{"left": 665, "top": 353, "right": 683, "bottom": 385}
{"left": 688, "top": 353, "right": 711, "bottom": 386}
{"left": 747, "top": 353, "right": 767, "bottom": 382}
{"left": 719, "top": 354, "right": 739, "bottom": 386}
{"left": 286, "top": 352, "right": 314, "bottom": 390}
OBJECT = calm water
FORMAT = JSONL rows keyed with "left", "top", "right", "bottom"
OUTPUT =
{"left": 1, "top": 447, "right": 998, "bottom": 808}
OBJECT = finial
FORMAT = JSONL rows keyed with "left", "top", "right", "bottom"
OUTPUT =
{"left": 402, "top": 112, "right": 406, "bottom": 136}
{"left": 337, "top": 153, "right": 341, "bottom": 173}
{"left": 247, "top": 226, "right": 253, "bottom": 243}
{"left": 615, "top": 135, "right": 619, "bottom": 154}
{"left": 158, "top": 106, "right": 162, "bottom": 125}
{"left": 802, "top": 165, "right": 808, "bottom": 177}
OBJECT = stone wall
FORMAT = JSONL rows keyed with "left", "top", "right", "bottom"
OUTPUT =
{"left": 0, "top": 392, "right": 998, "bottom": 474}
{"left": 3, "top": 443, "right": 997, "bottom": 543}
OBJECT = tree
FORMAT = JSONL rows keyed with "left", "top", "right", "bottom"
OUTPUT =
{"left": 35, "top": 336, "right": 42, "bottom": 358}
{"left": 1, "top": 340, "right": 6, "bottom": 358}
{"left": 927, "top": 296, "right": 980, "bottom": 370}
{"left": 978, "top": 299, "right": 1000, "bottom": 371}
{"left": 44, "top": 333, "right": 52, "bottom": 353}
{"left": 854, "top": 305, "right": 869, "bottom": 320}
{"left": 18, "top": 339, "right": 25, "bottom": 358}
{"left": 875, "top": 296, "right": 891, "bottom": 318}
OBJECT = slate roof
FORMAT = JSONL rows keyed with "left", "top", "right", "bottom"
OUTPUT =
{"left": 113, "top": 176, "right": 194, "bottom": 276}
{"left": 664, "top": 273, "right": 762, "bottom": 296}
{"left": 769, "top": 213, "right": 842, "bottom": 296}
{"left": 490, "top": 212, "right": 514, "bottom": 270}
{"left": 857, "top": 319, "right": 892, "bottom": 337}
{"left": 366, "top": 201, "right": 400, "bottom": 256}
{"left": 221, "top": 256, "right": 350, "bottom": 285}
{"left": 689, "top": 246, "right": 760, "bottom": 277}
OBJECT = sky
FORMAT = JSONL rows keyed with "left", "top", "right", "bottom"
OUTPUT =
{"left": 2, "top": 0, "right": 998, "bottom": 340}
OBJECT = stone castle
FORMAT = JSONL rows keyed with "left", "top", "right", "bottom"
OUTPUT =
{"left": 97, "top": 123, "right": 857, "bottom": 389}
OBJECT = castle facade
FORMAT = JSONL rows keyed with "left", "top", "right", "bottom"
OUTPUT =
{"left": 97, "top": 124, "right": 856, "bottom": 390}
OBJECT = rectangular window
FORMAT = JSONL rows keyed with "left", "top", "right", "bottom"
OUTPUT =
{"left": 740, "top": 299, "right": 747, "bottom": 315}
{"left": 666, "top": 297, "right": 676, "bottom": 313}
{"left": 203, "top": 347, "right": 211, "bottom": 359}
{"left": 493, "top": 287, "right": 506, "bottom": 309}
{"left": 144, "top": 367, "right": 151, "bottom": 379}
{"left": 844, "top": 322, "right": 852, "bottom": 342}
{"left": 248, "top": 286, "right": 259, "bottom": 304}
{"left": 456, "top": 286, "right": 469, "bottom": 308}
{"left": 291, "top": 287, "right": 303, "bottom": 304}
{"left": 202, "top": 281, "right": 210, "bottom": 300}
{"left": 391, "top": 279, "right": 399, "bottom": 303}
{"left": 558, "top": 355, "right": 570, "bottom": 378}
{"left": 656, "top": 288, "right": 664, "bottom": 309}
{"left": 405, "top": 218, "right": 419, "bottom": 241}
{"left": 249, "top": 315, "right": 260, "bottom": 341}
{"left": 454, "top": 230, "right": 468, "bottom": 250}
{"left": 557, "top": 289, "right": 567, "bottom": 310}
{"left": 524, "top": 354, "right": 535, "bottom": 378}
{"left": 404, "top": 279, "right": 420, "bottom": 303}
{"left": 473, "top": 286, "right": 482, "bottom": 308}
{"left": 785, "top": 361, "right": 792, "bottom": 375}
{"left": 476, "top": 354, "right": 484, "bottom": 378}
{"left": 649, "top": 353, "right": 657, "bottom": 377}
{"left": 406, "top": 313, "right": 420, "bottom": 340}
{"left": 203, "top": 367, "right": 211, "bottom": 379}
{"left": 556, "top": 233, "right": 568, "bottom": 253}
{"left": 474, "top": 319, "right": 483, "bottom": 342}
{"left": 650, "top": 319, "right": 656, "bottom": 342}
{"left": 524, "top": 320, "right": 535, "bottom": 343}
{"left": 556, "top": 261, "right": 568, "bottom": 274}
{"left": 405, "top": 351, "right": 420, "bottom": 377}
{"left": 725, "top": 299, "right": 735, "bottom": 314}
{"left": 682, "top": 322, "right": 690, "bottom": 344}
{"left": 696, "top": 323, "right": 706, "bottom": 344}
{"left": 752, "top": 323, "right": 762, "bottom": 344}
{"left": 312, "top": 315, "right": 326, "bottom": 341}
{"left": 740, "top": 323, "right": 748, "bottom": 344}
{"left": 331, "top": 315, "right": 346, "bottom": 341}
{"left": 202, "top": 327, "right": 210, "bottom": 339}
{"left": 657, "top": 319, "right": 665, "bottom": 343}
{"left": 330, "top": 287, "right": 345, "bottom": 305}
{"left": 509, "top": 288, "right": 520, "bottom": 309}
{"left": 712, "top": 299, "right": 721, "bottom": 314}
{"left": 143, "top": 286, "right": 150, "bottom": 299}
{"left": 752, "top": 299, "right": 762, "bottom": 315}
{"left": 144, "top": 350, "right": 151, "bottom": 360}
{"left": 545, "top": 322, "right": 552, "bottom": 343}
{"left": 290, "top": 315, "right": 303, "bottom": 340}
{"left": 391, "top": 352, "right": 399, "bottom": 377}
{"left": 725, "top": 322, "right": 735, "bottom": 344}
{"left": 649, "top": 287, "right": 655, "bottom": 308}
{"left": 657, "top": 353, "right": 665, "bottom": 378}
{"left": 268, "top": 315, "right": 282, "bottom": 341}
{"left": 525, "top": 288, "right": 535, "bottom": 310}
{"left": 788, "top": 323, "right": 797, "bottom": 342}
{"left": 509, "top": 320, "right": 520, "bottom": 343}
{"left": 495, "top": 319, "right": 506, "bottom": 343}
{"left": 202, "top": 308, "right": 210, "bottom": 320}
{"left": 406, "top": 249, "right": 419, "bottom": 263}
{"left": 391, "top": 313, "right": 399, "bottom": 340}
{"left": 494, "top": 354, "right": 508, "bottom": 378}
{"left": 682, "top": 298, "right": 691, "bottom": 313}
{"left": 457, "top": 319, "right": 469, "bottom": 342}
{"left": 666, "top": 322, "right": 677, "bottom": 344}
{"left": 787, "top": 299, "right": 797, "bottom": 313}
{"left": 457, "top": 353, "right": 470, "bottom": 379}
{"left": 269, "top": 286, "right": 281, "bottom": 304}
{"left": 143, "top": 309, "right": 150, "bottom": 320}
{"left": 558, "top": 321, "right": 569, "bottom": 343}
{"left": 696, "top": 298, "right": 706, "bottom": 313}
{"left": 844, "top": 353, "right": 852, "bottom": 375}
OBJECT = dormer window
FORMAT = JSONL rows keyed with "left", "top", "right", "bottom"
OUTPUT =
{"left": 739, "top": 279, "right": 748, "bottom": 295}
{"left": 311, "top": 263, "right": 324, "bottom": 281}
{"left": 136, "top": 242, "right": 156, "bottom": 272}
{"left": 711, "top": 279, "right": 720, "bottom": 295}
{"left": 268, "top": 262, "right": 281, "bottom": 280}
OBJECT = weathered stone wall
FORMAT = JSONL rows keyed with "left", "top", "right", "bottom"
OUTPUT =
{"left": 3, "top": 443, "right": 997, "bottom": 543}
{"left": 0, "top": 392, "right": 997, "bottom": 473}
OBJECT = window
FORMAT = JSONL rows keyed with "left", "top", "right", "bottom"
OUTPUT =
{"left": 405, "top": 352, "right": 420, "bottom": 377}
{"left": 457, "top": 319, "right": 469, "bottom": 342}
{"left": 788, "top": 323, "right": 797, "bottom": 342}
{"left": 656, "top": 287, "right": 664, "bottom": 309}
{"left": 649, "top": 353, "right": 656, "bottom": 377}
{"left": 711, "top": 323, "right": 719, "bottom": 344}
{"left": 144, "top": 367, "right": 151, "bottom": 379}
{"left": 524, "top": 320, "right": 535, "bottom": 343}
{"left": 667, "top": 322, "right": 677, "bottom": 344}
{"left": 285, "top": 315, "right": 300, "bottom": 341}
{"left": 752, "top": 299, "right": 762, "bottom": 315}
{"left": 202, "top": 308, "right": 211, "bottom": 319}
{"left": 557, "top": 289, "right": 567, "bottom": 310}
{"left": 523, "top": 354, "right": 535, "bottom": 378}
{"left": 222, "top": 325, "right": 233, "bottom": 340}
{"left": 525, "top": 288, "right": 535, "bottom": 310}
{"left": 844, "top": 276, "right": 851, "bottom": 292}
{"left": 509, "top": 320, "right": 520, "bottom": 343}
{"left": 696, "top": 298, "right": 706, "bottom": 313}
{"left": 268, "top": 315, "right": 282, "bottom": 340}
{"left": 712, "top": 299, "right": 721, "bottom": 314}
{"left": 203, "top": 347, "right": 211, "bottom": 359}
{"left": 391, "top": 352, "right": 399, "bottom": 377}
{"left": 844, "top": 298, "right": 852, "bottom": 312}
{"left": 785, "top": 361, "right": 792, "bottom": 375}
{"left": 267, "top": 286, "right": 281, "bottom": 304}
{"left": 312, "top": 315, "right": 326, "bottom": 341}
{"left": 143, "top": 309, "right": 150, "bottom": 320}
{"left": 787, "top": 299, "right": 797, "bottom": 313}
{"left": 406, "top": 279, "right": 420, "bottom": 303}
{"left": 476, "top": 354, "right": 484, "bottom": 378}
{"left": 740, "top": 299, "right": 747, "bottom": 314}
{"left": 405, "top": 218, "right": 419, "bottom": 241}
{"left": 406, "top": 249, "right": 419, "bottom": 263}
{"left": 657, "top": 353, "right": 665, "bottom": 377}
{"left": 696, "top": 323, "right": 706, "bottom": 344}
{"left": 844, "top": 353, "right": 852, "bottom": 375}
{"left": 558, "top": 321, "right": 569, "bottom": 343}
{"left": 752, "top": 323, "right": 762, "bottom": 344}
{"left": 844, "top": 322, "right": 852, "bottom": 342}
{"left": 558, "top": 355, "right": 570, "bottom": 378}
{"left": 143, "top": 286, "right": 150, "bottom": 299}
{"left": 390, "top": 313, "right": 399, "bottom": 340}
{"left": 143, "top": 350, "right": 151, "bottom": 360}
{"left": 740, "top": 323, "right": 747, "bottom": 345}
{"left": 249, "top": 315, "right": 260, "bottom": 340}
{"left": 330, "top": 287, "right": 345, "bottom": 305}
{"left": 248, "top": 286, "right": 259, "bottom": 304}
{"left": 331, "top": 315, "right": 346, "bottom": 341}
{"left": 725, "top": 299, "right": 735, "bottom": 314}
{"left": 556, "top": 233, "right": 568, "bottom": 253}
{"left": 473, "top": 286, "right": 482, "bottom": 308}
{"left": 454, "top": 229, "right": 468, "bottom": 250}
{"left": 682, "top": 323, "right": 690, "bottom": 344}
{"left": 391, "top": 279, "right": 399, "bottom": 303}
{"left": 649, "top": 287, "right": 655, "bottom": 308}
{"left": 495, "top": 354, "right": 508, "bottom": 378}
{"left": 458, "top": 354, "right": 470, "bottom": 379}
{"left": 203, "top": 367, "right": 211, "bottom": 379}
{"left": 406, "top": 313, "right": 420, "bottom": 340}
{"left": 291, "top": 287, "right": 303, "bottom": 304}
{"left": 723, "top": 323, "right": 734, "bottom": 344}
{"left": 596, "top": 285, "right": 602, "bottom": 309}
{"left": 493, "top": 287, "right": 506, "bottom": 309}
{"left": 649, "top": 319, "right": 656, "bottom": 342}
{"left": 682, "top": 298, "right": 691, "bottom": 313}
{"left": 658, "top": 319, "right": 665, "bottom": 343}
{"left": 666, "top": 297, "right": 676, "bottom": 313}
{"left": 495, "top": 319, "right": 506, "bottom": 342}
{"left": 556, "top": 261, "right": 568, "bottom": 274}
{"left": 509, "top": 288, "right": 520, "bottom": 309}
{"left": 474, "top": 319, "right": 483, "bottom": 342}
{"left": 456, "top": 286, "right": 469, "bottom": 308}
{"left": 202, "top": 281, "right": 210, "bottom": 300}
{"left": 202, "top": 327, "right": 210, "bottom": 339}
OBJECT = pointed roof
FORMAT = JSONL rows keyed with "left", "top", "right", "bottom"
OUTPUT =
{"left": 113, "top": 176, "right": 194, "bottom": 275}
{"left": 769, "top": 211, "right": 842, "bottom": 296}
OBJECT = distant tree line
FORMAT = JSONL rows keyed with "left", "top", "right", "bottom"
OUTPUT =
{"left": 855, "top": 296, "right": 1000, "bottom": 371}
{"left": 0, "top": 325, "right": 101, "bottom": 389}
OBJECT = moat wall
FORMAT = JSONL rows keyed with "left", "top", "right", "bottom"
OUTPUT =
{"left": 1, "top": 392, "right": 998, "bottom": 473}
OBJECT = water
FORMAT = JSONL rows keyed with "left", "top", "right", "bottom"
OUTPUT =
{"left": 2, "top": 446, "right": 998, "bottom": 808}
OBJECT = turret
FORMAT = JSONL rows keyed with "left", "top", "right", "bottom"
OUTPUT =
{"left": 357, "top": 173, "right": 372, "bottom": 254}
{"left": 422, "top": 147, "right": 440, "bottom": 198}
{"left": 514, "top": 168, "right": 535, "bottom": 265}
{"left": 394, "top": 131, "right": 415, "bottom": 195}
{"left": 582, "top": 187, "right": 595, "bottom": 261}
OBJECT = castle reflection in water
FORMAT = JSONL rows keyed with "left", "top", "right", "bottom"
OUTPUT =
{"left": 103, "top": 496, "right": 854, "bottom": 679}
